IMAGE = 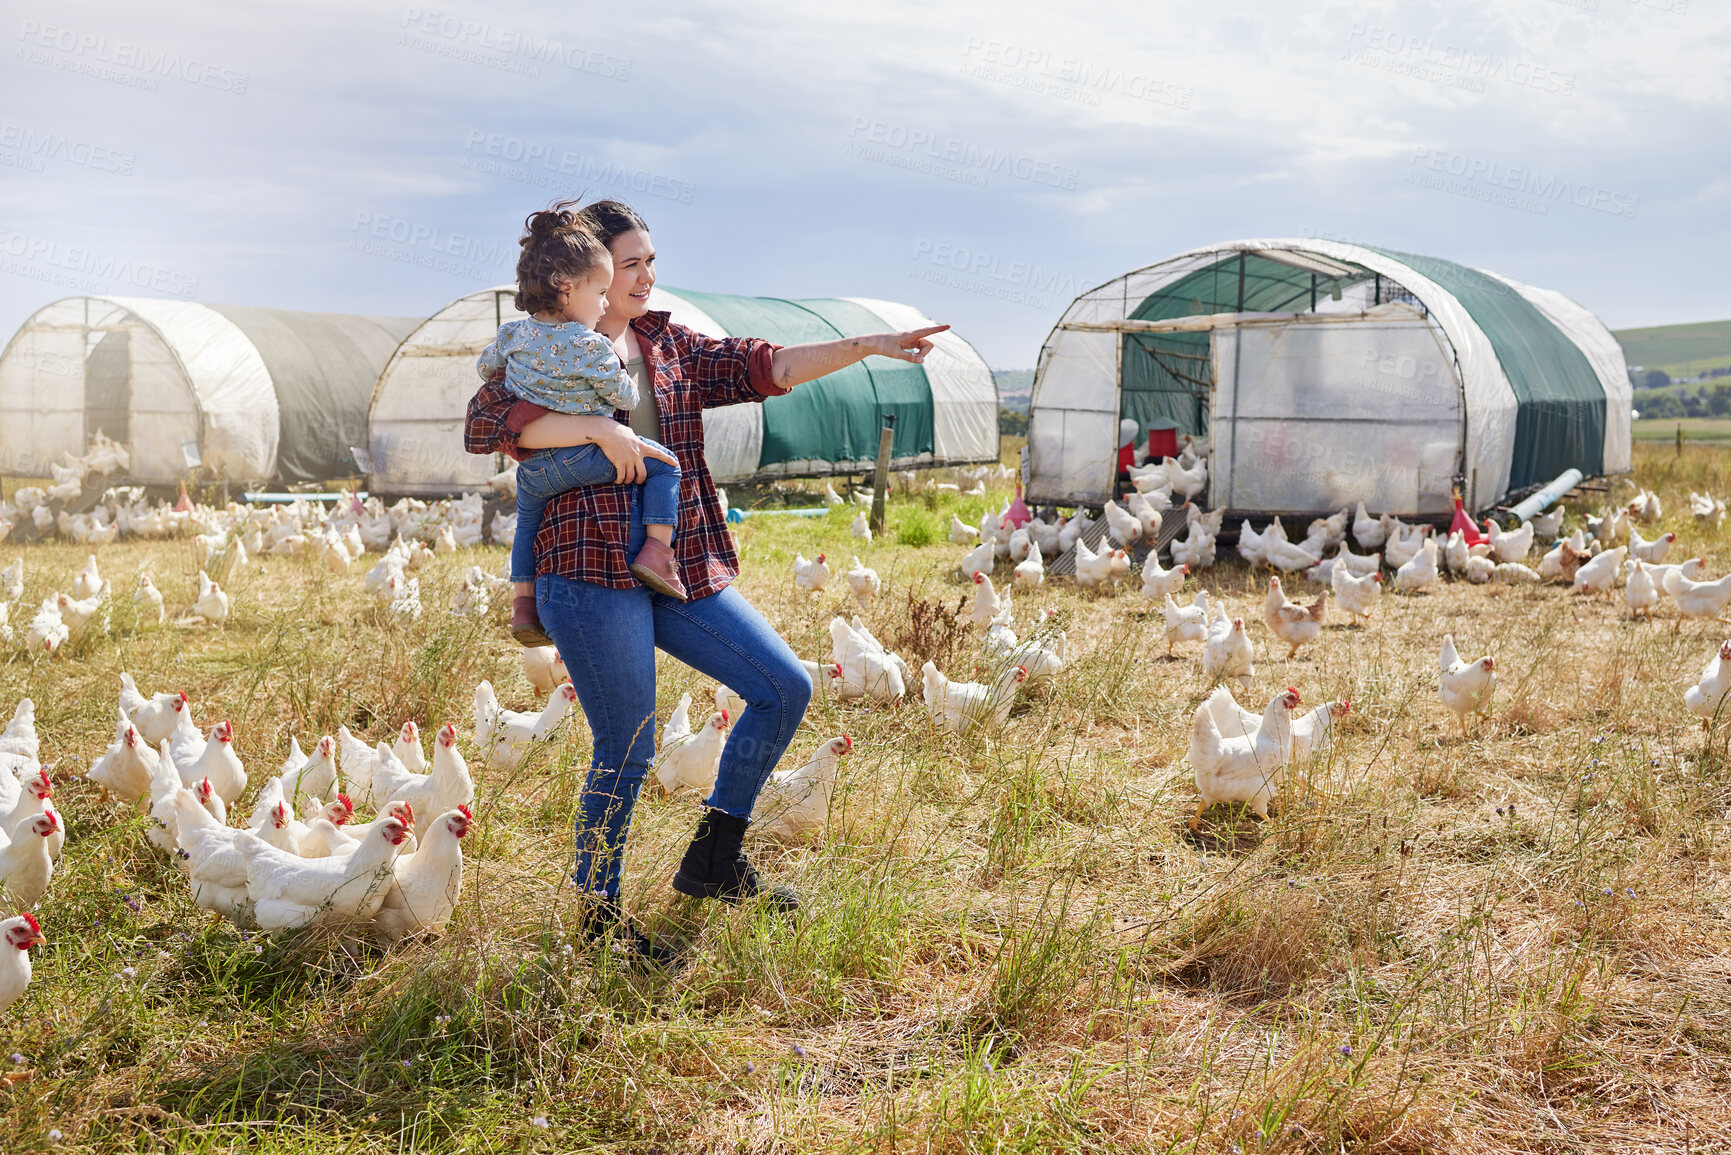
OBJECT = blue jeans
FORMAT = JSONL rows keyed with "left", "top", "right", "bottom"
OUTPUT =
{"left": 510, "top": 441, "right": 682, "bottom": 583}
{"left": 537, "top": 500, "right": 812, "bottom": 901}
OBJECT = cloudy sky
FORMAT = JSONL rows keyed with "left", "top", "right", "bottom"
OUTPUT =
{"left": 0, "top": 0, "right": 1724, "bottom": 367}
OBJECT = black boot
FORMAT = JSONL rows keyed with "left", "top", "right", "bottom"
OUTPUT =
{"left": 671, "top": 809, "right": 798, "bottom": 913}
{"left": 572, "top": 890, "right": 682, "bottom": 970}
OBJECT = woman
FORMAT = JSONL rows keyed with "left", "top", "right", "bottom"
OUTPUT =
{"left": 465, "top": 199, "right": 944, "bottom": 948}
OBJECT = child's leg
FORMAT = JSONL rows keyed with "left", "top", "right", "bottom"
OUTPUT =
{"left": 637, "top": 441, "right": 683, "bottom": 545}
{"left": 508, "top": 464, "right": 559, "bottom": 645}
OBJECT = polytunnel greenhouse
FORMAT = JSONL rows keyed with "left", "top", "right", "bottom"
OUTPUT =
{"left": 0, "top": 297, "right": 420, "bottom": 485}
{"left": 1027, "top": 239, "right": 1631, "bottom": 516}
{"left": 366, "top": 285, "right": 999, "bottom": 494}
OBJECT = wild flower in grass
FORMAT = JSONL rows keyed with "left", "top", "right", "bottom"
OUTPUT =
{"left": 531, "top": 1116, "right": 550, "bottom": 1129}
{"left": 119, "top": 966, "right": 136, "bottom": 979}
{"left": 1626, "top": 887, "right": 1636, "bottom": 897}
{"left": 48, "top": 1129, "right": 62, "bottom": 1143}
{"left": 790, "top": 1044, "right": 807, "bottom": 1058}
{"left": 9, "top": 1053, "right": 22, "bottom": 1064}
{"left": 1603, "top": 887, "right": 1614, "bottom": 896}
{"left": 1339, "top": 1043, "right": 1352, "bottom": 1056}
{"left": 745, "top": 1062, "right": 756, "bottom": 1075}
{"left": 157, "top": 950, "right": 170, "bottom": 961}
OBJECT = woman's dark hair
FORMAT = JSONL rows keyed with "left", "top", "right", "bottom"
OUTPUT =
{"left": 571, "top": 198, "right": 648, "bottom": 252}
{"left": 514, "top": 200, "right": 610, "bottom": 315}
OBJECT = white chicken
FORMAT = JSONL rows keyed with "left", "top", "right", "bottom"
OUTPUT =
{"left": 1392, "top": 538, "right": 1440, "bottom": 593}
{"left": 949, "top": 514, "right": 980, "bottom": 545}
{"left": 1487, "top": 518, "right": 1535, "bottom": 563}
{"left": 1187, "top": 687, "right": 1299, "bottom": 830}
{"left": 371, "top": 724, "right": 474, "bottom": 817}
{"left": 387, "top": 576, "right": 423, "bottom": 623}
{"left": 71, "top": 554, "right": 102, "bottom": 600}
{"left": 370, "top": 805, "right": 472, "bottom": 943}
{"left": 521, "top": 646, "right": 569, "bottom": 696}
{"left": 0, "top": 557, "right": 21, "bottom": 603}
{"left": 25, "top": 598, "right": 68, "bottom": 656}
{"left": 828, "top": 617, "right": 907, "bottom": 702}
{"left": 473, "top": 681, "right": 578, "bottom": 770}
{"left": 1161, "top": 590, "right": 1211, "bottom": 655}
{"left": 970, "top": 572, "right": 1002, "bottom": 628}
{"left": 1684, "top": 639, "right": 1731, "bottom": 726}
{"left": 240, "top": 814, "right": 412, "bottom": 933}
{"left": 1201, "top": 615, "right": 1254, "bottom": 685}
{"left": 0, "top": 913, "right": 44, "bottom": 1014}
{"left": 1689, "top": 492, "right": 1724, "bottom": 531}
{"left": 120, "top": 677, "right": 182, "bottom": 745}
{"left": 86, "top": 713, "right": 160, "bottom": 802}
{"left": 1352, "top": 502, "right": 1387, "bottom": 550}
{"left": 189, "top": 571, "right": 229, "bottom": 625}
{"left": 1012, "top": 541, "right": 1045, "bottom": 590}
{"left": 1073, "top": 537, "right": 1130, "bottom": 591}
{"left": 752, "top": 735, "right": 853, "bottom": 843}
{"left": 278, "top": 735, "right": 339, "bottom": 813}
{"left": 1573, "top": 546, "right": 1628, "bottom": 596}
{"left": 1668, "top": 569, "right": 1731, "bottom": 622}
{"left": 845, "top": 556, "right": 881, "bottom": 608}
{"left": 1438, "top": 634, "right": 1496, "bottom": 736}
{"left": 176, "top": 719, "right": 247, "bottom": 805}
{"left": 1101, "top": 499, "right": 1142, "bottom": 547}
{"left": 1169, "top": 520, "right": 1216, "bottom": 570}
{"left": 653, "top": 704, "right": 731, "bottom": 795}
{"left": 1625, "top": 558, "right": 1659, "bottom": 616}
{"left": 1202, "top": 686, "right": 1350, "bottom": 763}
{"left": 920, "top": 662, "right": 1027, "bottom": 736}
{"left": 957, "top": 539, "right": 995, "bottom": 579}
{"left": 1139, "top": 557, "right": 1187, "bottom": 603}
{"left": 1628, "top": 529, "right": 1676, "bottom": 565}
{"left": 850, "top": 513, "right": 872, "bottom": 542}
{"left": 793, "top": 552, "right": 832, "bottom": 592}
{"left": 0, "top": 813, "right": 58, "bottom": 906}
{"left": 134, "top": 573, "right": 165, "bottom": 625}
{"left": 1331, "top": 567, "right": 1382, "bottom": 625}
{"left": 1263, "top": 576, "right": 1326, "bottom": 659}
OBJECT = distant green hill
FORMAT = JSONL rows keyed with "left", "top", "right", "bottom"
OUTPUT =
{"left": 1613, "top": 319, "right": 1731, "bottom": 379}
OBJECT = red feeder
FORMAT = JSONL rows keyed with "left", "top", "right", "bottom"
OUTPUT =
{"left": 1449, "top": 493, "right": 1484, "bottom": 546}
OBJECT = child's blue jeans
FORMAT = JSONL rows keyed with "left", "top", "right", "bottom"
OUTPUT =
{"left": 510, "top": 441, "right": 681, "bottom": 583}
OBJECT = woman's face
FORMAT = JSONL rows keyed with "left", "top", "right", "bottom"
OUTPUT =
{"left": 602, "top": 228, "right": 656, "bottom": 323}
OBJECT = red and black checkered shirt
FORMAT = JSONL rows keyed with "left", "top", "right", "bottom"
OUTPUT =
{"left": 465, "top": 310, "right": 785, "bottom": 597}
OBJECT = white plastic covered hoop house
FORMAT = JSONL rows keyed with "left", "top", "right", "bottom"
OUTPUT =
{"left": 0, "top": 296, "right": 418, "bottom": 484}
{"left": 1027, "top": 239, "right": 1630, "bottom": 516}
{"left": 366, "top": 285, "right": 998, "bottom": 495}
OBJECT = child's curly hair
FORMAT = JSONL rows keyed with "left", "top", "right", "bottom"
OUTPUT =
{"left": 514, "top": 200, "right": 610, "bottom": 316}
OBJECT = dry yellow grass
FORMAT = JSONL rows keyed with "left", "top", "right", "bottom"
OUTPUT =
{"left": 2, "top": 445, "right": 1730, "bottom": 1152}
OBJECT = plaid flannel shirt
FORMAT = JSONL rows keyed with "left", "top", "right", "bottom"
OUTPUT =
{"left": 465, "top": 310, "right": 785, "bottom": 597}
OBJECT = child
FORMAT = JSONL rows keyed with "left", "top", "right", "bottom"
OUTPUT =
{"left": 480, "top": 205, "right": 686, "bottom": 648}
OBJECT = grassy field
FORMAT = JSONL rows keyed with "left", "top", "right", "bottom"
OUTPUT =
{"left": 4, "top": 445, "right": 1731, "bottom": 1152}
{"left": 1632, "top": 417, "right": 1731, "bottom": 443}
{"left": 1615, "top": 318, "right": 1731, "bottom": 379}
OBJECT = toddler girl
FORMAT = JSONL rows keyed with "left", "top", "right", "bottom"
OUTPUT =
{"left": 480, "top": 205, "right": 685, "bottom": 647}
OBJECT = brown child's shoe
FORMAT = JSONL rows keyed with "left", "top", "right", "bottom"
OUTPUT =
{"left": 511, "top": 595, "right": 555, "bottom": 647}
{"left": 630, "top": 538, "right": 688, "bottom": 600}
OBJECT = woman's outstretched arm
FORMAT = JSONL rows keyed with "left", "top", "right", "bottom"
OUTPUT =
{"left": 768, "top": 325, "right": 949, "bottom": 390}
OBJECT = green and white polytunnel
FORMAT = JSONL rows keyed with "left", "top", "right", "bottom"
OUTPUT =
{"left": 1027, "top": 239, "right": 1629, "bottom": 515}
{"left": 365, "top": 285, "right": 999, "bottom": 494}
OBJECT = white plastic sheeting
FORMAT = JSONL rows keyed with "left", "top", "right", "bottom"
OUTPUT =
{"left": 1211, "top": 307, "right": 1459, "bottom": 515}
{"left": 0, "top": 295, "right": 278, "bottom": 483}
{"left": 1483, "top": 272, "right": 1632, "bottom": 475}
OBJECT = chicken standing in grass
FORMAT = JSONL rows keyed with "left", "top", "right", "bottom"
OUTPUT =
{"left": 1073, "top": 537, "right": 1130, "bottom": 591}
{"left": 1012, "top": 542, "right": 1044, "bottom": 590}
{"left": 1161, "top": 591, "right": 1210, "bottom": 655}
{"left": 0, "top": 913, "right": 44, "bottom": 1014}
{"left": 1689, "top": 491, "right": 1724, "bottom": 530}
{"left": 653, "top": 706, "right": 731, "bottom": 795}
{"left": 1625, "top": 559, "right": 1659, "bottom": 617}
{"left": 473, "top": 681, "right": 578, "bottom": 770}
{"left": 86, "top": 713, "right": 159, "bottom": 803}
{"left": 0, "top": 813, "right": 58, "bottom": 907}
{"left": 189, "top": 571, "right": 229, "bottom": 625}
{"left": 370, "top": 805, "right": 472, "bottom": 943}
{"left": 120, "top": 677, "right": 181, "bottom": 745}
{"left": 1139, "top": 557, "right": 1187, "bottom": 602}
{"left": 1263, "top": 576, "right": 1325, "bottom": 659}
{"left": 1187, "top": 687, "right": 1300, "bottom": 830}
{"left": 753, "top": 736, "right": 853, "bottom": 843}
{"left": 845, "top": 557, "right": 881, "bottom": 608}
{"left": 1573, "top": 546, "right": 1627, "bottom": 597}
{"left": 1204, "top": 686, "right": 1350, "bottom": 763}
{"left": 1331, "top": 567, "right": 1382, "bottom": 625}
{"left": 370, "top": 724, "right": 474, "bottom": 817}
{"left": 949, "top": 514, "right": 979, "bottom": 545}
{"left": 0, "top": 558, "right": 21, "bottom": 604}
{"left": 969, "top": 572, "right": 1002, "bottom": 628}
{"left": 1438, "top": 634, "right": 1496, "bottom": 737}
{"left": 1392, "top": 538, "right": 1439, "bottom": 593}
{"left": 134, "top": 574, "right": 164, "bottom": 625}
{"left": 71, "top": 555, "right": 102, "bottom": 600}
{"left": 25, "top": 598, "right": 67, "bottom": 656}
{"left": 240, "top": 815, "right": 412, "bottom": 933}
{"left": 920, "top": 662, "right": 1027, "bottom": 736}
{"left": 521, "top": 646, "right": 569, "bottom": 696}
{"left": 793, "top": 552, "right": 831, "bottom": 592}
{"left": 1201, "top": 615, "right": 1254, "bottom": 685}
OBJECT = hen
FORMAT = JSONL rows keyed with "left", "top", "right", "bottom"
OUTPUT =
{"left": 970, "top": 571, "right": 1003, "bottom": 628}
{"left": 86, "top": 712, "right": 160, "bottom": 803}
{"left": 1392, "top": 538, "right": 1439, "bottom": 593}
{"left": 71, "top": 554, "right": 103, "bottom": 600}
{"left": 25, "top": 598, "right": 67, "bottom": 655}
{"left": 1139, "top": 557, "right": 1187, "bottom": 603}
{"left": 0, "top": 913, "right": 44, "bottom": 1014}
{"left": 949, "top": 514, "right": 980, "bottom": 545}
{"left": 1628, "top": 529, "right": 1676, "bottom": 565}
{"left": 0, "top": 813, "right": 58, "bottom": 906}
{"left": 338, "top": 721, "right": 423, "bottom": 807}
{"left": 793, "top": 552, "right": 832, "bottom": 592}
{"left": 0, "top": 557, "right": 21, "bottom": 603}
{"left": 653, "top": 706, "right": 730, "bottom": 795}
{"left": 1689, "top": 491, "right": 1725, "bottom": 530}
{"left": 1669, "top": 569, "right": 1731, "bottom": 622}
{"left": 1201, "top": 614, "right": 1254, "bottom": 685}
{"left": 1573, "top": 546, "right": 1627, "bottom": 596}
{"left": 521, "top": 646, "right": 569, "bottom": 696}
{"left": 370, "top": 805, "right": 472, "bottom": 943}
{"left": 1625, "top": 559, "right": 1658, "bottom": 616}
{"left": 828, "top": 617, "right": 907, "bottom": 702}
{"left": 1263, "top": 576, "right": 1325, "bottom": 659}
{"left": 1352, "top": 501, "right": 1387, "bottom": 550}
{"left": 1438, "top": 634, "right": 1495, "bottom": 736}
{"left": 371, "top": 723, "right": 474, "bottom": 817}
{"left": 1187, "top": 687, "right": 1300, "bottom": 830}
{"left": 958, "top": 539, "right": 995, "bottom": 578}
{"left": 119, "top": 676, "right": 182, "bottom": 745}
{"left": 1073, "top": 537, "right": 1130, "bottom": 590}
{"left": 240, "top": 815, "right": 411, "bottom": 933}
{"left": 473, "top": 680, "right": 578, "bottom": 769}
{"left": 920, "top": 662, "right": 1027, "bottom": 736}
{"left": 133, "top": 574, "right": 165, "bottom": 625}
{"left": 845, "top": 556, "right": 881, "bottom": 608}
{"left": 1684, "top": 639, "right": 1731, "bottom": 727}
{"left": 1161, "top": 590, "right": 1211, "bottom": 655}
{"left": 753, "top": 735, "right": 853, "bottom": 843}
{"left": 1331, "top": 566, "right": 1382, "bottom": 625}
{"left": 1203, "top": 686, "right": 1349, "bottom": 763}
{"left": 1012, "top": 541, "right": 1045, "bottom": 590}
